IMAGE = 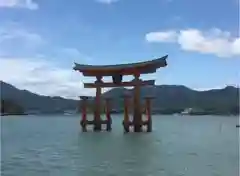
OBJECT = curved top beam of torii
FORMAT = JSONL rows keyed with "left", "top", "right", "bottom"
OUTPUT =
{"left": 73, "top": 55, "right": 168, "bottom": 77}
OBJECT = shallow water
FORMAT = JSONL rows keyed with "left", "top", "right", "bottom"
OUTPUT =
{"left": 1, "top": 115, "right": 239, "bottom": 176}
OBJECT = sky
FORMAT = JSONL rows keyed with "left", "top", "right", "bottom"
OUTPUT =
{"left": 0, "top": 0, "right": 239, "bottom": 99}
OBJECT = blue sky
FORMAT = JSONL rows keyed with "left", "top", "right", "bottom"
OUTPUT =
{"left": 0, "top": 0, "right": 239, "bottom": 98}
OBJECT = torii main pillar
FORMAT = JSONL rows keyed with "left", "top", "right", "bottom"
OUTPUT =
{"left": 133, "top": 72, "right": 142, "bottom": 132}
{"left": 93, "top": 76, "right": 102, "bottom": 131}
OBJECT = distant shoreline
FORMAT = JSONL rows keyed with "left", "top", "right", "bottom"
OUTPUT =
{"left": 0, "top": 113, "right": 28, "bottom": 116}
{"left": 1, "top": 113, "right": 238, "bottom": 117}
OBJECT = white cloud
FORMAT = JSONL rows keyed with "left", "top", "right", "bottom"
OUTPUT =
{"left": 61, "top": 48, "right": 83, "bottom": 58}
{"left": 145, "top": 31, "right": 178, "bottom": 43}
{"left": 0, "top": 0, "right": 38, "bottom": 10}
{"left": 145, "top": 28, "right": 240, "bottom": 58}
{"left": 95, "top": 0, "right": 119, "bottom": 4}
{"left": 232, "top": 38, "right": 240, "bottom": 55}
{"left": 0, "top": 27, "right": 44, "bottom": 46}
{"left": 0, "top": 24, "right": 90, "bottom": 63}
{"left": 0, "top": 24, "right": 45, "bottom": 56}
{"left": 0, "top": 24, "right": 102, "bottom": 99}
{"left": 59, "top": 48, "right": 93, "bottom": 62}
{"left": 0, "top": 58, "right": 96, "bottom": 99}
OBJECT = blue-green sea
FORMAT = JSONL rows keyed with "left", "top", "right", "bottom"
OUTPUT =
{"left": 1, "top": 115, "right": 239, "bottom": 176}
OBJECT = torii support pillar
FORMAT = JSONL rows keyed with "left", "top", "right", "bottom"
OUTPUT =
{"left": 144, "top": 97, "right": 154, "bottom": 132}
{"left": 122, "top": 95, "right": 131, "bottom": 133}
{"left": 80, "top": 96, "right": 88, "bottom": 132}
{"left": 105, "top": 98, "right": 112, "bottom": 131}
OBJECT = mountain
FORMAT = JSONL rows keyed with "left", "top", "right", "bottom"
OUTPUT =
{"left": 101, "top": 85, "right": 239, "bottom": 115}
{"left": 101, "top": 87, "right": 131, "bottom": 110}
{"left": 1, "top": 99, "right": 25, "bottom": 115}
{"left": 142, "top": 85, "right": 239, "bottom": 110}
{"left": 1, "top": 81, "right": 239, "bottom": 115}
{"left": 0, "top": 81, "right": 78, "bottom": 114}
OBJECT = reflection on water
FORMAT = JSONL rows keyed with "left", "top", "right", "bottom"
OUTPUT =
{"left": 1, "top": 115, "right": 239, "bottom": 176}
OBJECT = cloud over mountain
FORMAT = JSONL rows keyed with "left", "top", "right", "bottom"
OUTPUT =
{"left": 0, "top": 57, "right": 97, "bottom": 99}
{"left": 146, "top": 28, "right": 240, "bottom": 58}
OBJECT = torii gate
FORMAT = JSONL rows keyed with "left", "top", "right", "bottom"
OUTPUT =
{"left": 73, "top": 55, "right": 168, "bottom": 132}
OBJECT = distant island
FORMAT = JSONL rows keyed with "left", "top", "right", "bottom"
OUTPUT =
{"left": 0, "top": 81, "right": 239, "bottom": 116}
{"left": 1, "top": 81, "right": 77, "bottom": 116}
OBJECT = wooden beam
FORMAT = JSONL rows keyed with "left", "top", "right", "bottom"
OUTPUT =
{"left": 81, "top": 68, "right": 157, "bottom": 77}
{"left": 84, "top": 80, "right": 155, "bottom": 88}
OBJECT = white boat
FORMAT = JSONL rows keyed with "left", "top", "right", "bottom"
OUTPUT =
{"left": 181, "top": 108, "right": 192, "bottom": 115}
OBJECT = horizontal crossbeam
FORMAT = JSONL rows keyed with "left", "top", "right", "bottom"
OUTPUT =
{"left": 84, "top": 80, "right": 155, "bottom": 88}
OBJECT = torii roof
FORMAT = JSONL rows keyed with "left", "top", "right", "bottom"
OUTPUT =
{"left": 73, "top": 55, "right": 168, "bottom": 76}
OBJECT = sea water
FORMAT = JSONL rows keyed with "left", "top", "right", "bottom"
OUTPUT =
{"left": 1, "top": 115, "right": 239, "bottom": 176}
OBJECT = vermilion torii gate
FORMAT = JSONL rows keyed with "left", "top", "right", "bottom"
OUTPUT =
{"left": 73, "top": 55, "right": 168, "bottom": 132}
